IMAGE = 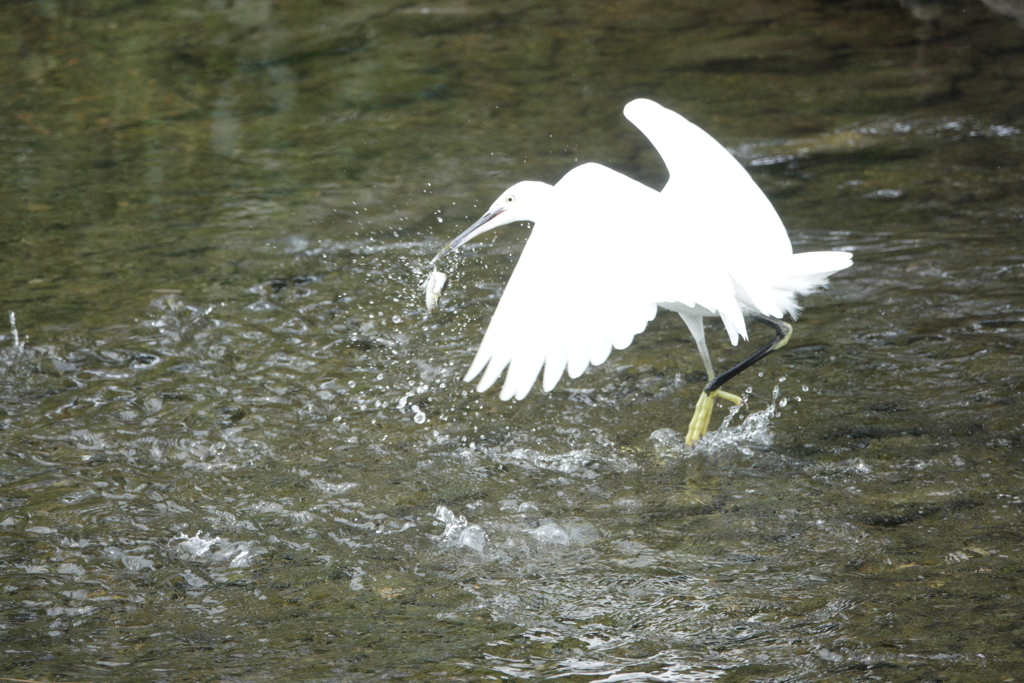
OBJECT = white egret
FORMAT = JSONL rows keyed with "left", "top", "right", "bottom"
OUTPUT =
{"left": 429, "top": 99, "right": 851, "bottom": 446}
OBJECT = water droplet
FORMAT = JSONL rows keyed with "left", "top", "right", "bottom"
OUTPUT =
{"left": 802, "top": 385, "right": 809, "bottom": 392}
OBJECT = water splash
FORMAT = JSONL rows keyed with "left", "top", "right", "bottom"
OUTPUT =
{"left": 8, "top": 310, "right": 22, "bottom": 352}
{"left": 701, "top": 379, "right": 788, "bottom": 455}
{"left": 650, "top": 380, "right": 790, "bottom": 457}
{"left": 432, "top": 505, "right": 486, "bottom": 552}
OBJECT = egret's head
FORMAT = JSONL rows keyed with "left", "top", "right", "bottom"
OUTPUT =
{"left": 431, "top": 181, "right": 552, "bottom": 264}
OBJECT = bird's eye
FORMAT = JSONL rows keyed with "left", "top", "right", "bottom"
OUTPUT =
{"left": 505, "top": 195, "right": 515, "bottom": 204}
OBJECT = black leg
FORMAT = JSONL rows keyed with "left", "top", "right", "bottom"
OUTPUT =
{"left": 705, "top": 313, "right": 793, "bottom": 394}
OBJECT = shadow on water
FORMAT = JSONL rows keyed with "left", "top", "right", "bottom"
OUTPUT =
{"left": 2, "top": 0, "right": 1024, "bottom": 681}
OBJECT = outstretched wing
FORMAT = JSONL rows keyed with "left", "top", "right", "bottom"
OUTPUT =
{"left": 623, "top": 98, "right": 792, "bottom": 263}
{"left": 464, "top": 164, "right": 659, "bottom": 400}
{"left": 463, "top": 163, "right": 739, "bottom": 401}
{"left": 624, "top": 99, "right": 852, "bottom": 318}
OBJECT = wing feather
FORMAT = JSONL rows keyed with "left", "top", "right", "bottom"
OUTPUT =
{"left": 465, "top": 164, "right": 676, "bottom": 400}
{"left": 624, "top": 98, "right": 852, "bottom": 327}
{"left": 566, "top": 337, "right": 591, "bottom": 380}
{"left": 624, "top": 98, "right": 793, "bottom": 266}
{"left": 503, "top": 346, "right": 545, "bottom": 401}
{"left": 541, "top": 338, "right": 567, "bottom": 392}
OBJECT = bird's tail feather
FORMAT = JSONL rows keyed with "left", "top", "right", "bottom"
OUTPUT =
{"left": 776, "top": 250, "right": 852, "bottom": 318}
{"left": 733, "top": 250, "right": 852, "bottom": 322}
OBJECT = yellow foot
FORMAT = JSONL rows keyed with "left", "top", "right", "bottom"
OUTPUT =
{"left": 685, "top": 389, "right": 743, "bottom": 447}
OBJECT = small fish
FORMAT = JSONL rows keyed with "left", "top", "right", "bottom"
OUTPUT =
{"left": 423, "top": 270, "right": 448, "bottom": 312}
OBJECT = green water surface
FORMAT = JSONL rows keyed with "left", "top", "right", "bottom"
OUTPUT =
{"left": 2, "top": 1, "right": 1024, "bottom": 681}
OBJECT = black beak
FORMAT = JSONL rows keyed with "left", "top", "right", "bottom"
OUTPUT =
{"left": 430, "top": 207, "right": 507, "bottom": 265}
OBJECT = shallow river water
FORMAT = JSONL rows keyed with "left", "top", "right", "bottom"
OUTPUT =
{"left": 3, "top": 1, "right": 1024, "bottom": 681}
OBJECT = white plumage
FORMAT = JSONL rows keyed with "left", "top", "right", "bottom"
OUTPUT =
{"left": 432, "top": 98, "right": 852, "bottom": 409}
